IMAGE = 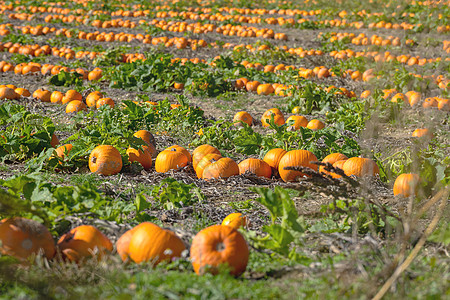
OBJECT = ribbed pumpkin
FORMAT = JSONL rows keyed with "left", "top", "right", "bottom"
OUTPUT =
{"left": 330, "top": 160, "right": 347, "bottom": 179}
{"left": 412, "top": 128, "right": 432, "bottom": 138}
{"left": 57, "top": 225, "right": 112, "bottom": 262}
{"left": 190, "top": 225, "right": 249, "bottom": 276}
{"left": 86, "top": 91, "right": 103, "bottom": 107}
{"left": 278, "top": 150, "right": 318, "bottom": 182}
{"left": 66, "top": 100, "right": 87, "bottom": 114}
{"left": 195, "top": 153, "right": 222, "bottom": 179}
{"left": 116, "top": 226, "right": 138, "bottom": 262}
{"left": 393, "top": 173, "right": 420, "bottom": 197}
{"left": 221, "top": 213, "right": 248, "bottom": 230}
{"left": 192, "top": 144, "right": 221, "bottom": 170}
{"left": 0, "top": 86, "right": 20, "bottom": 100}
{"left": 127, "top": 222, "right": 186, "bottom": 265}
{"left": 286, "top": 115, "right": 308, "bottom": 130}
{"left": 238, "top": 158, "right": 272, "bottom": 178}
{"left": 166, "top": 145, "right": 192, "bottom": 163}
{"left": 342, "top": 157, "right": 379, "bottom": 177}
{"left": 233, "top": 111, "right": 253, "bottom": 126}
{"left": 263, "top": 148, "right": 287, "bottom": 175}
{"left": 261, "top": 108, "right": 285, "bottom": 127}
{"left": 0, "top": 217, "right": 55, "bottom": 260}
{"left": 202, "top": 157, "right": 239, "bottom": 180}
{"left": 319, "top": 153, "right": 348, "bottom": 175}
{"left": 155, "top": 148, "right": 188, "bottom": 173}
{"left": 126, "top": 146, "right": 153, "bottom": 170}
{"left": 89, "top": 145, "right": 123, "bottom": 175}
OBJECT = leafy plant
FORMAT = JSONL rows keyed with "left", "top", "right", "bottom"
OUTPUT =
{"left": 150, "top": 178, "right": 205, "bottom": 210}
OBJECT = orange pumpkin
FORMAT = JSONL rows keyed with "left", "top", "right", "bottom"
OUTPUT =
{"left": 116, "top": 226, "right": 138, "bottom": 262}
{"left": 57, "top": 225, "right": 112, "bottom": 262}
{"left": 66, "top": 100, "right": 87, "bottom": 113}
{"left": 89, "top": 145, "right": 123, "bottom": 175}
{"left": 221, "top": 213, "right": 248, "bottom": 230}
{"left": 202, "top": 157, "right": 239, "bottom": 180}
{"left": 319, "top": 153, "right": 348, "bottom": 174}
{"left": 155, "top": 148, "right": 189, "bottom": 173}
{"left": 256, "top": 83, "right": 275, "bottom": 95}
{"left": 0, "top": 217, "right": 55, "bottom": 260}
{"left": 166, "top": 145, "right": 192, "bottom": 162}
{"left": 233, "top": 111, "right": 253, "bottom": 126}
{"left": 55, "top": 144, "right": 73, "bottom": 160}
{"left": 96, "top": 97, "right": 115, "bottom": 109}
{"left": 0, "top": 86, "right": 20, "bottom": 100}
{"left": 342, "top": 157, "right": 379, "bottom": 177}
{"left": 330, "top": 160, "right": 347, "bottom": 179}
{"left": 133, "top": 130, "right": 156, "bottom": 147}
{"left": 412, "top": 128, "right": 433, "bottom": 138}
{"left": 195, "top": 153, "right": 222, "bottom": 178}
{"left": 261, "top": 108, "right": 285, "bottom": 127}
{"left": 190, "top": 225, "right": 249, "bottom": 276}
{"left": 306, "top": 119, "right": 325, "bottom": 131}
{"left": 50, "top": 91, "right": 64, "bottom": 104}
{"left": 278, "top": 150, "right": 318, "bottom": 182}
{"left": 238, "top": 158, "right": 272, "bottom": 178}
{"left": 192, "top": 144, "right": 221, "bottom": 170}
{"left": 393, "top": 173, "right": 420, "bottom": 197}
{"left": 33, "top": 89, "right": 51, "bottom": 102}
{"left": 127, "top": 222, "right": 186, "bottom": 265}
{"left": 62, "top": 89, "right": 82, "bottom": 104}
{"left": 263, "top": 148, "right": 287, "bottom": 174}
{"left": 286, "top": 115, "right": 308, "bottom": 130}
{"left": 86, "top": 91, "right": 103, "bottom": 108}
{"left": 126, "top": 146, "right": 153, "bottom": 170}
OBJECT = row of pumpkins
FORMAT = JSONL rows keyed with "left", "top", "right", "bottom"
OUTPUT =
{"left": 0, "top": 212, "right": 249, "bottom": 276}
{"left": 56, "top": 129, "right": 420, "bottom": 197}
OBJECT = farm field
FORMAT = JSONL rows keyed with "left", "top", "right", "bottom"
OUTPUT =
{"left": 0, "top": 0, "right": 449, "bottom": 298}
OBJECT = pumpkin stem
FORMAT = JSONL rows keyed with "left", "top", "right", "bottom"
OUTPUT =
{"left": 216, "top": 242, "right": 225, "bottom": 252}
{"left": 91, "top": 156, "right": 97, "bottom": 164}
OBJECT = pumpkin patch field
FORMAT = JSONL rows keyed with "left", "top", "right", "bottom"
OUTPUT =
{"left": 0, "top": 0, "right": 449, "bottom": 298}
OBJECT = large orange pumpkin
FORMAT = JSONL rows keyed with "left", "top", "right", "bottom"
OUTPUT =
{"left": 278, "top": 150, "right": 318, "bottom": 182}
{"left": 190, "top": 225, "right": 249, "bottom": 276}
{"left": 127, "top": 222, "right": 186, "bottom": 265}
{"left": 393, "top": 173, "right": 420, "bottom": 197}
{"left": 195, "top": 153, "right": 222, "bottom": 178}
{"left": 330, "top": 160, "right": 347, "bottom": 179}
{"left": 319, "top": 153, "right": 348, "bottom": 175}
{"left": 155, "top": 148, "right": 189, "bottom": 173}
{"left": 57, "top": 225, "right": 112, "bottom": 262}
{"left": 166, "top": 145, "right": 192, "bottom": 162}
{"left": 133, "top": 130, "right": 156, "bottom": 147}
{"left": 238, "top": 158, "right": 272, "bottom": 178}
{"left": 286, "top": 115, "right": 308, "bottom": 130}
{"left": 89, "top": 145, "right": 123, "bottom": 175}
{"left": 263, "top": 148, "right": 287, "bottom": 175}
{"left": 233, "top": 111, "right": 253, "bottom": 127}
{"left": 202, "top": 157, "right": 239, "bottom": 180}
{"left": 192, "top": 144, "right": 221, "bottom": 170}
{"left": 342, "top": 157, "right": 379, "bottom": 177}
{"left": 0, "top": 217, "right": 55, "bottom": 260}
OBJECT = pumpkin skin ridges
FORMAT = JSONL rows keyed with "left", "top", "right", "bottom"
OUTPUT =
{"left": 166, "top": 145, "right": 192, "bottom": 163}
{"left": 155, "top": 148, "right": 189, "bottom": 173}
{"left": 393, "top": 173, "right": 420, "bottom": 197}
{"left": 238, "top": 158, "right": 272, "bottom": 178}
{"left": 190, "top": 225, "right": 249, "bottom": 276}
{"left": 195, "top": 153, "right": 222, "bottom": 179}
{"left": 89, "top": 145, "right": 123, "bottom": 176}
{"left": 278, "top": 150, "right": 318, "bottom": 182}
{"left": 342, "top": 157, "right": 379, "bottom": 177}
{"left": 0, "top": 217, "right": 55, "bottom": 260}
{"left": 128, "top": 222, "right": 186, "bottom": 265}
{"left": 202, "top": 157, "right": 239, "bottom": 180}
{"left": 319, "top": 153, "right": 348, "bottom": 175}
{"left": 192, "top": 144, "right": 221, "bottom": 170}
{"left": 57, "top": 225, "right": 112, "bottom": 262}
{"left": 133, "top": 130, "right": 156, "bottom": 147}
{"left": 263, "top": 148, "right": 287, "bottom": 176}
{"left": 330, "top": 160, "right": 347, "bottom": 178}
